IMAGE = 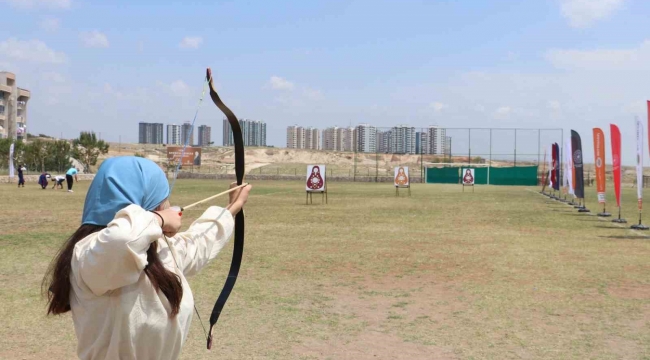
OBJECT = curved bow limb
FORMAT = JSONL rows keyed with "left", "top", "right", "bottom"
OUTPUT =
{"left": 205, "top": 68, "right": 246, "bottom": 350}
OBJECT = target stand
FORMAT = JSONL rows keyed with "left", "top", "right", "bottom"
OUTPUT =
{"left": 462, "top": 183, "right": 474, "bottom": 192}
{"left": 395, "top": 185, "right": 411, "bottom": 197}
{"left": 306, "top": 190, "right": 328, "bottom": 205}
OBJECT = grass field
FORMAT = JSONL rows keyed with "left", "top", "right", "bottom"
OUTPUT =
{"left": 2, "top": 180, "right": 650, "bottom": 359}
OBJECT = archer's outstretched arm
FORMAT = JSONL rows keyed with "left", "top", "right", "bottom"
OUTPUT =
{"left": 168, "top": 206, "right": 235, "bottom": 277}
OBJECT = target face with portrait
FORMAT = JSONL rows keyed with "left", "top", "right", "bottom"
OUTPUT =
{"left": 306, "top": 165, "right": 326, "bottom": 191}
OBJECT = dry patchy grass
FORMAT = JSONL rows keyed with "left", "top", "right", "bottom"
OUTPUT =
{"left": 1, "top": 180, "right": 650, "bottom": 359}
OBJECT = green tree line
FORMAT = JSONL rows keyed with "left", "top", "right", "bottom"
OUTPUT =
{"left": 1, "top": 131, "right": 109, "bottom": 173}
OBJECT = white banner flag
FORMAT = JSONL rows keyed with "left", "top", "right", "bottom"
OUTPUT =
{"left": 636, "top": 117, "right": 643, "bottom": 210}
{"left": 565, "top": 137, "right": 574, "bottom": 195}
{"left": 547, "top": 144, "right": 553, "bottom": 187}
{"left": 8, "top": 143, "right": 14, "bottom": 178}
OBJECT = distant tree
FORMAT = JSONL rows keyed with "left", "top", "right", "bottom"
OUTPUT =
{"left": 134, "top": 152, "right": 145, "bottom": 158}
{"left": 0, "top": 138, "right": 25, "bottom": 169}
{"left": 45, "top": 140, "right": 72, "bottom": 173}
{"left": 24, "top": 139, "right": 49, "bottom": 172}
{"left": 72, "top": 132, "right": 109, "bottom": 173}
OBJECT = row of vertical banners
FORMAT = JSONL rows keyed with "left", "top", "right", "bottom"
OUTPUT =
{"left": 542, "top": 101, "right": 650, "bottom": 227}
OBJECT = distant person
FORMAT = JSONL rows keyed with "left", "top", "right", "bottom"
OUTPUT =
{"left": 66, "top": 166, "right": 79, "bottom": 192}
{"left": 17, "top": 164, "right": 26, "bottom": 188}
{"left": 38, "top": 172, "right": 51, "bottom": 189}
{"left": 51, "top": 175, "right": 65, "bottom": 189}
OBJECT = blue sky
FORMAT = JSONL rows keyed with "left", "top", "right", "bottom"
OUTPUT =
{"left": 2, "top": 0, "right": 650, "bottom": 163}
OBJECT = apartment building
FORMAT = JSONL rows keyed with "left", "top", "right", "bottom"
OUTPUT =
{"left": 390, "top": 125, "right": 416, "bottom": 154}
{"left": 181, "top": 122, "right": 194, "bottom": 146}
{"left": 138, "top": 122, "right": 164, "bottom": 144}
{"left": 286, "top": 125, "right": 304, "bottom": 148}
{"left": 197, "top": 125, "right": 211, "bottom": 146}
{"left": 355, "top": 123, "right": 376, "bottom": 153}
{"left": 322, "top": 127, "right": 338, "bottom": 151}
{"left": 426, "top": 125, "right": 447, "bottom": 155}
{"left": 223, "top": 118, "right": 267, "bottom": 146}
{"left": 0, "top": 72, "right": 30, "bottom": 140}
{"left": 167, "top": 124, "right": 181, "bottom": 145}
{"left": 377, "top": 130, "right": 391, "bottom": 153}
{"left": 304, "top": 127, "right": 321, "bottom": 150}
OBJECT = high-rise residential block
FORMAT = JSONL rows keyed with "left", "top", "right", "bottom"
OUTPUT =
{"left": 304, "top": 127, "right": 321, "bottom": 150}
{"left": 138, "top": 122, "right": 164, "bottom": 144}
{"left": 0, "top": 71, "right": 30, "bottom": 140}
{"left": 355, "top": 124, "right": 376, "bottom": 153}
{"left": 426, "top": 125, "right": 447, "bottom": 155}
{"left": 390, "top": 125, "right": 416, "bottom": 154}
{"left": 223, "top": 118, "right": 266, "bottom": 146}
{"left": 181, "top": 122, "right": 194, "bottom": 146}
{"left": 377, "top": 130, "right": 392, "bottom": 153}
{"left": 322, "top": 126, "right": 339, "bottom": 151}
{"left": 198, "top": 125, "right": 211, "bottom": 146}
{"left": 167, "top": 124, "right": 182, "bottom": 145}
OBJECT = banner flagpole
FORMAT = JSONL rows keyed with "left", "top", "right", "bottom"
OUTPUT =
{"left": 540, "top": 146, "right": 548, "bottom": 194}
{"left": 610, "top": 124, "right": 627, "bottom": 223}
{"left": 593, "top": 128, "right": 610, "bottom": 217}
{"left": 566, "top": 137, "right": 576, "bottom": 206}
{"left": 632, "top": 117, "right": 649, "bottom": 229}
{"left": 571, "top": 130, "right": 589, "bottom": 213}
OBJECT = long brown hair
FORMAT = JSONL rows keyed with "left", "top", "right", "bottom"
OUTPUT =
{"left": 43, "top": 224, "right": 183, "bottom": 316}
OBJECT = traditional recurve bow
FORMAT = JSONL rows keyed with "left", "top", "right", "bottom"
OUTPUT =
{"left": 205, "top": 68, "right": 245, "bottom": 350}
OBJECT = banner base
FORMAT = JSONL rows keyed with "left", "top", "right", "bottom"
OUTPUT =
{"left": 612, "top": 218, "right": 627, "bottom": 223}
{"left": 597, "top": 212, "right": 612, "bottom": 217}
{"left": 631, "top": 224, "right": 649, "bottom": 230}
{"left": 578, "top": 207, "right": 590, "bottom": 213}
{"left": 573, "top": 205, "right": 582, "bottom": 209}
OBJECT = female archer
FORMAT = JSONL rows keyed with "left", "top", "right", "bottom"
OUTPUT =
{"left": 42, "top": 156, "right": 251, "bottom": 360}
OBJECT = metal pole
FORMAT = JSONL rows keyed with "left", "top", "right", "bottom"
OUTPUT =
{"left": 514, "top": 129, "right": 517, "bottom": 167}
{"left": 468, "top": 129, "right": 471, "bottom": 165}
{"left": 375, "top": 128, "right": 379, "bottom": 182}
{"left": 353, "top": 147, "right": 357, "bottom": 182}
{"left": 537, "top": 129, "right": 540, "bottom": 167}
{"left": 488, "top": 129, "right": 492, "bottom": 185}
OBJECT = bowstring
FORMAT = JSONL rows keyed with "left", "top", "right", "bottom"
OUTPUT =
{"left": 169, "top": 76, "right": 209, "bottom": 193}
{"left": 166, "top": 74, "right": 211, "bottom": 342}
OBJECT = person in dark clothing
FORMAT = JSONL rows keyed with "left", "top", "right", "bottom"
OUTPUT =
{"left": 38, "top": 173, "right": 51, "bottom": 189}
{"left": 65, "top": 167, "right": 79, "bottom": 192}
{"left": 17, "top": 164, "right": 26, "bottom": 188}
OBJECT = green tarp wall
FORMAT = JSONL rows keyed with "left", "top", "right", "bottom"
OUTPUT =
{"left": 425, "top": 166, "right": 538, "bottom": 186}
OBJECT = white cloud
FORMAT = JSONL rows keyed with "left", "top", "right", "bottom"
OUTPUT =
{"left": 0, "top": 38, "right": 66, "bottom": 63}
{"left": 179, "top": 37, "right": 203, "bottom": 49}
{"left": 546, "top": 40, "right": 650, "bottom": 71}
{"left": 430, "top": 101, "right": 448, "bottom": 112}
{"left": 40, "top": 17, "right": 60, "bottom": 32}
{"left": 560, "top": 0, "right": 625, "bottom": 28}
{"left": 1, "top": 0, "right": 71, "bottom": 9}
{"left": 268, "top": 76, "right": 294, "bottom": 91}
{"left": 80, "top": 31, "right": 109, "bottom": 48}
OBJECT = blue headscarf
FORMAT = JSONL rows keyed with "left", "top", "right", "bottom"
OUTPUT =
{"left": 82, "top": 156, "right": 170, "bottom": 226}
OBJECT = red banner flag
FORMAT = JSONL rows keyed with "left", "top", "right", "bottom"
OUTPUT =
{"left": 610, "top": 124, "right": 622, "bottom": 208}
{"left": 593, "top": 128, "right": 606, "bottom": 203}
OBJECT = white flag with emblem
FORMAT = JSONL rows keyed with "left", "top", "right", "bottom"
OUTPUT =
{"left": 9, "top": 143, "right": 14, "bottom": 178}
{"left": 636, "top": 117, "right": 643, "bottom": 210}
